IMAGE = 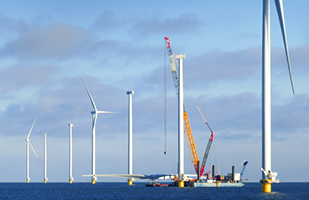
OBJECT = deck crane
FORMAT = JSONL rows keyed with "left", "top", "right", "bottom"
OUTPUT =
{"left": 240, "top": 161, "right": 249, "bottom": 181}
{"left": 164, "top": 37, "right": 199, "bottom": 174}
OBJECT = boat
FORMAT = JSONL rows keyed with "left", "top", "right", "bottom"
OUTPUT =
{"left": 194, "top": 181, "right": 244, "bottom": 187}
{"left": 192, "top": 167, "right": 246, "bottom": 187}
{"left": 145, "top": 183, "right": 171, "bottom": 187}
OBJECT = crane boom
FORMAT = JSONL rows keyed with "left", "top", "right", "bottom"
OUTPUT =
{"left": 196, "top": 106, "right": 215, "bottom": 176}
{"left": 240, "top": 161, "right": 249, "bottom": 179}
{"left": 199, "top": 132, "right": 214, "bottom": 176}
{"left": 184, "top": 112, "right": 199, "bottom": 172}
{"left": 165, "top": 37, "right": 199, "bottom": 174}
{"left": 165, "top": 37, "right": 179, "bottom": 95}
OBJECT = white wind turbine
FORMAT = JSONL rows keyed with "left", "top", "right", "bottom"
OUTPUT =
{"left": 68, "top": 124, "right": 74, "bottom": 184}
{"left": 81, "top": 79, "right": 115, "bottom": 184}
{"left": 126, "top": 90, "right": 134, "bottom": 186}
{"left": 12, "top": 118, "right": 39, "bottom": 183}
{"left": 43, "top": 132, "right": 47, "bottom": 183}
{"left": 260, "top": 0, "right": 295, "bottom": 193}
{"left": 26, "top": 118, "right": 39, "bottom": 183}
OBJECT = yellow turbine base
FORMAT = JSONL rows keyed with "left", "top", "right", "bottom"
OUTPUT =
{"left": 178, "top": 181, "right": 184, "bottom": 187}
{"left": 262, "top": 182, "right": 271, "bottom": 193}
{"left": 26, "top": 180, "right": 29, "bottom": 183}
{"left": 69, "top": 180, "right": 73, "bottom": 184}
{"left": 128, "top": 180, "right": 133, "bottom": 185}
{"left": 44, "top": 180, "right": 47, "bottom": 183}
{"left": 92, "top": 180, "right": 96, "bottom": 184}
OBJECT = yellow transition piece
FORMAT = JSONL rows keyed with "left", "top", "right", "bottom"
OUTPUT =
{"left": 262, "top": 182, "right": 271, "bottom": 193}
{"left": 178, "top": 181, "right": 184, "bottom": 187}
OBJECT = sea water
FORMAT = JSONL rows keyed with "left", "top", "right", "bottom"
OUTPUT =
{"left": 0, "top": 182, "right": 308, "bottom": 199}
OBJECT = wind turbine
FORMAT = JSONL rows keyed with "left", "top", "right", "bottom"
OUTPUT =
{"left": 260, "top": 0, "right": 295, "bottom": 193}
{"left": 44, "top": 133, "right": 48, "bottom": 183}
{"left": 68, "top": 124, "right": 74, "bottom": 184}
{"left": 25, "top": 118, "right": 39, "bottom": 183}
{"left": 13, "top": 118, "right": 39, "bottom": 183}
{"left": 81, "top": 78, "right": 115, "bottom": 184}
{"left": 127, "top": 90, "right": 134, "bottom": 185}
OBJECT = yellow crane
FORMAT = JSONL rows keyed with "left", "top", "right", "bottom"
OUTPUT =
{"left": 164, "top": 37, "right": 199, "bottom": 174}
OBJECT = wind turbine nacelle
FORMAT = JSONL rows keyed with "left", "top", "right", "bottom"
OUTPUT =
{"left": 127, "top": 90, "right": 134, "bottom": 95}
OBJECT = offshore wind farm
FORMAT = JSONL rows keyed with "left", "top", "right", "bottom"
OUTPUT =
{"left": 1, "top": 0, "right": 309, "bottom": 196}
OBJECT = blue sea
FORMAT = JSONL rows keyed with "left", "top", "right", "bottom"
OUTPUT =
{"left": 0, "top": 182, "right": 308, "bottom": 199}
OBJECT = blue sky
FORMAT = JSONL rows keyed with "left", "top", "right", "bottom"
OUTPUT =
{"left": 0, "top": 0, "right": 308, "bottom": 183}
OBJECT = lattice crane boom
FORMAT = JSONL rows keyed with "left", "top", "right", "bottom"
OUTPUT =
{"left": 200, "top": 132, "right": 214, "bottom": 176}
{"left": 165, "top": 37, "right": 179, "bottom": 95}
{"left": 196, "top": 106, "right": 215, "bottom": 176}
{"left": 184, "top": 112, "right": 199, "bottom": 171}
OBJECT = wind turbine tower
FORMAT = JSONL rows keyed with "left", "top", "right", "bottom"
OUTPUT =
{"left": 44, "top": 133, "right": 48, "bottom": 183}
{"left": 260, "top": 0, "right": 295, "bottom": 193}
{"left": 69, "top": 124, "right": 74, "bottom": 184}
{"left": 127, "top": 90, "right": 134, "bottom": 185}
{"left": 176, "top": 54, "right": 186, "bottom": 188}
{"left": 81, "top": 79, "right": 115, "bottom": 184}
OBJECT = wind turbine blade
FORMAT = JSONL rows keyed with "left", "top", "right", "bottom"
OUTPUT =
{"left": 9, "top": 139, "right": 25, "bottom": 143}
{"left": 27, "top": 117, "right": 37, "bottom": 139}
{"left": 275, "top": 0, "right": 295, "bottom": 95}
{"left": 90, "top": 114, "right": 97, "bottom": 146}
{"left": 29, "top": 142, "right": 39, "bottom": 158}
{"left": 92, "top": 113, "right": 97, "bottom": 136}
{"left": 81, "top": 78, "right": 98, "bottom": 111}
{"left": 96, "top": 111, "right": 118, "bottom": 114}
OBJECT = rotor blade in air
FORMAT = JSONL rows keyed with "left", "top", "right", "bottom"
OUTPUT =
{"left": 27, "top": 117, "right": 37, "bottom": 139}
{"left": 274, "top": 0, "right": 295, "bottom": 95}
